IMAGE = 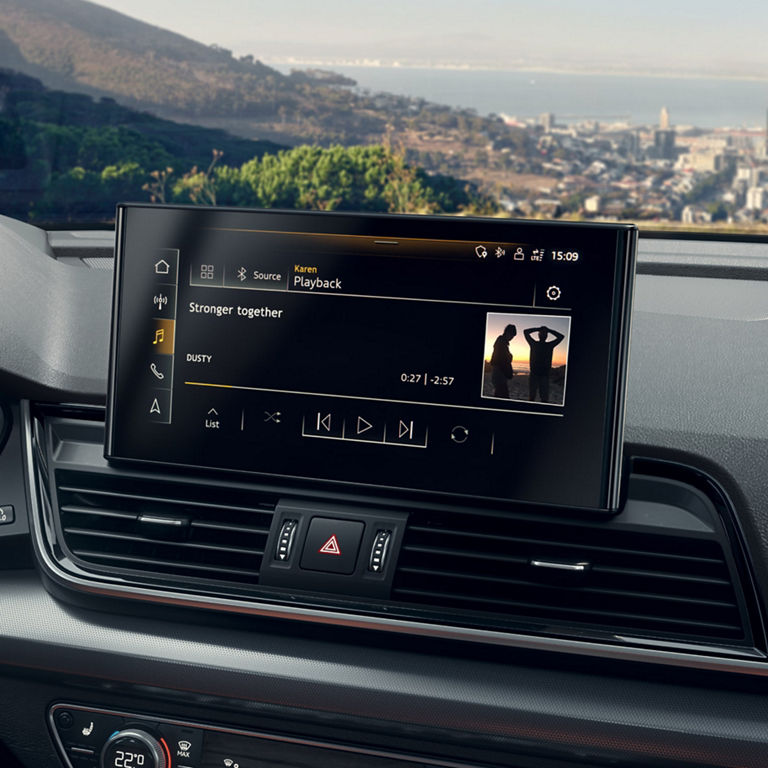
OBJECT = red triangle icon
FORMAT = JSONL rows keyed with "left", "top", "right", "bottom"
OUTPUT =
{"left": 318, "top": 534, "right": 342, "bottom": 556}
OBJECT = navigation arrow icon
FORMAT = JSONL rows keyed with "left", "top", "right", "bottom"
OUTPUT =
{"left": 357, "top": 416, "right": 373, "bottom": 435}
{"left": 150, "top": 398, "right": 161, "bottom": 415}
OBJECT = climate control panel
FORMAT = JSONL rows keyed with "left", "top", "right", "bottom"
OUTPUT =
{"left": 51, "top": 706, "right": 200, "bottom": 768}
{"left": 49, "top": 704, "right": 444, "bottom": 768}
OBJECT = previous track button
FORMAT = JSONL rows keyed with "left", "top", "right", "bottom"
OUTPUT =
{"left": 302, "top": 410, "right": 343, "bottom": 439}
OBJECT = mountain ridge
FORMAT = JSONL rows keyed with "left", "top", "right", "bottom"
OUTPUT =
{"left": 0, "top": 0, "right": 294, "bottom": 116}
{"left": 0, "top": 0, "right": 535, "bottom": 203}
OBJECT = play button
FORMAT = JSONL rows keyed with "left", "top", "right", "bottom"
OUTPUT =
{"left": 345, "top": 413, "right": 383, "bottom": 442}
{"left": 357, "top": 416, "right": 373, "bottom": 435}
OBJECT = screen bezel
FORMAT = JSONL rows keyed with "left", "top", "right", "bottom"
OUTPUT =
{"left": 105, "top": 203, "right": 637, "bottom": 513}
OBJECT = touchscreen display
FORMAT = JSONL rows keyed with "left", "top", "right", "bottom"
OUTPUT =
{"left": 107, "top": 205, "right": 635, "bottom": 511}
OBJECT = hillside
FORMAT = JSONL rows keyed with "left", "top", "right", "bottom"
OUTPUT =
{"left": 0, "top": 0, "right": 281, "bottom": 109}
{"left": 0, "top": 69, "right": 284, "bottom": 220}
{"left": 0, "top": 69, "right": 284, "bottom": 165}
{"left": 0, "top": 0, "right": 386, "bottom": 142}
{"left": 0, "top": 0, "right": 545, "bottom": 200}
{"left": 0, "top": 70, "right": 493, "bottom": 223}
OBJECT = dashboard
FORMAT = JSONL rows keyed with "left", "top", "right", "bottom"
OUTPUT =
{"left": 1, "top": 212, "right": 768, "bottom": 768}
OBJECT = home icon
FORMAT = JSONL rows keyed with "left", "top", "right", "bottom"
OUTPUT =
{"left": 154, "top": 259, "right": 171, "bottom": 275}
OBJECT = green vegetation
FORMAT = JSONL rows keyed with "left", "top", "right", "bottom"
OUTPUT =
{"left": 204, "top": 145, "right": 488, "bottom": 214}
{"left": 0, "top": 71, "right": 494, "bottom": 223}
{"left": 26, "top": 144, "right": 493, "bottom": 223}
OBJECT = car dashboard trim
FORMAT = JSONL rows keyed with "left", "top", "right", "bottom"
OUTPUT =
{"left": 21, "top": 401, "right": 768, "bottom": 678}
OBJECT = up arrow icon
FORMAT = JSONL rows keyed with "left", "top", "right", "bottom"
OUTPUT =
{"left": 150, "top": 398, "right": 161, "bottom": 415}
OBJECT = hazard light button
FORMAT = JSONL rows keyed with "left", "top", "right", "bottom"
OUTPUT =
{"left": 300, "top": 517, "right": 364, "bottom": 575}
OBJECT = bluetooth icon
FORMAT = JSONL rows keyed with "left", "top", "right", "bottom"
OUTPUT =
{"left": 237, "top": 267, "right": 247, "bottom": 282}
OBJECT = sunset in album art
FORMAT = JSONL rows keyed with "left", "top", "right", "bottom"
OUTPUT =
{"left": 483, "top": 314, "right": 570, "bottom": 372}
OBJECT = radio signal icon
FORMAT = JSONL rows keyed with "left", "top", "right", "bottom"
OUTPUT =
{"left": 153, "top": 293, "right": 168, "bottom": 311}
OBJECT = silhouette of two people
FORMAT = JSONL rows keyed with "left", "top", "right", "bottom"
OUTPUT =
{"left": 490, "top": 324, "right": 516, "bottom": 398}
{"left": 524, "top": 325, "right": 565, "bottom": 403}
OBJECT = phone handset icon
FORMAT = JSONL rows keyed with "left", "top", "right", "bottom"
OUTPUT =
{"left": 150, "top": 363, "right": 165, "bottom": 380}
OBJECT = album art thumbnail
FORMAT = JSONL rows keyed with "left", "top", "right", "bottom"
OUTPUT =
{"left": 482, "top": 313, "right": 571, "bottom": 406}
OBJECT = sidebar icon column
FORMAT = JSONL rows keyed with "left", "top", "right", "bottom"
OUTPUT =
{"left": 148, "top": 249, "right": 179, "bottom": 424}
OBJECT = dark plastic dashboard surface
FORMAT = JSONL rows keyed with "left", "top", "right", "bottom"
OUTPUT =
{"left": 1, "top": 570, "right": 768, "bottom": 768}
{"left": 2, "top": 218, "right": 768, "bottom": 768}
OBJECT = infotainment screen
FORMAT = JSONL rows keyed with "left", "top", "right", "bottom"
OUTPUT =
{"left": 106, "top": 204, "right": 636, "bottom": 511}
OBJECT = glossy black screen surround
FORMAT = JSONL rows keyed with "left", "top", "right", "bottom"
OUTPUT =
{"left": 107, "top": 205, "right": 636, "bottom": 511}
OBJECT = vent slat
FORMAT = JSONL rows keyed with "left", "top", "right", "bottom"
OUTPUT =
{"left": 72, "top": 550, "right": 261, "bottom": 579}
{"left": 191, "top": 520, "right": 271, "bottom": 535}
{"left": 61, "top": 504, "right": 136, "bottom": 521}
{"left": 594, "top": 565, "right": 730, "bottom": 586}
{"left": 401, "top": 546, "right": 731, "bottom": 587}
{"left": 403, "top": 544, "right": 529, "bottom": 566}
{"left": 58, "top": 485, "right": 275, "bottom": 515}
{"left": 404, "top": 528, "right": 725, "bottom": 566}
{"left": 64, "top": 527, "right": 265, "bottom": 557}
{"left": 395, "top": 566, "right": 736, "bottom": 609}
{"left": 391, "top": 588, "right": 742, "bottom": 634}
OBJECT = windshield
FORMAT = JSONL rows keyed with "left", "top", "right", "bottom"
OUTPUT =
{"left": 2, "top": 0, "right": 767, "bottom": 232}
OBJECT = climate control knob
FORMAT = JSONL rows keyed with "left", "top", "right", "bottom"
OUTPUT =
{"left": 101, "top": 729, "right": 167, "bottom": 768}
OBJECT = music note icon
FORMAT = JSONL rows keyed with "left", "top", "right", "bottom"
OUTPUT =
{"left": 152, "top": 328, "right": 165, "bottom": 345}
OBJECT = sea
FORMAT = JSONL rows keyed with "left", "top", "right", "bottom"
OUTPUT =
{"left": 296, "top": 65, "right": 768, "bottom": 130}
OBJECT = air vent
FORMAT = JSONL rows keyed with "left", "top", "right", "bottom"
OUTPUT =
{"left": 32, "top": 409, "right": 761, "bottom": 660}
{"left": 392, "top": 509, "right": 747, "bottom": 644}
{"left": 55, "top": 470, "right": 276, "bottom": 586}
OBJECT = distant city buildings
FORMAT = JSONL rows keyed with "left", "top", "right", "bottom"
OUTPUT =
{"left": 439, "top": 102, "right": 768, "bottom": 225}
{"left": 584, "top": 195, "right": 602, "bottom": 214}
{"left": 538, "top": 112, "right": 555, "bottom": 132}
{"left": 746, "top": 186, "right": 765, "bottom": 211}
{"left": 765, "top": 108, "right": 768, "bottom": 157}
{"left": 484, "top": 103, "right": 768, "bottom": 225}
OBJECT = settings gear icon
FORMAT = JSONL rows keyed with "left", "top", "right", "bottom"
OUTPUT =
{"left": 545, "top": 285, "right": 561, "bottom": 301}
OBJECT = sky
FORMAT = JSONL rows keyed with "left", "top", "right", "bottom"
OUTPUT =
{"left": 484, "top": 314, "right": 570, "bottom": 369}
{"left": 91, "top": 0, "right": 768, "bottom": 76}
